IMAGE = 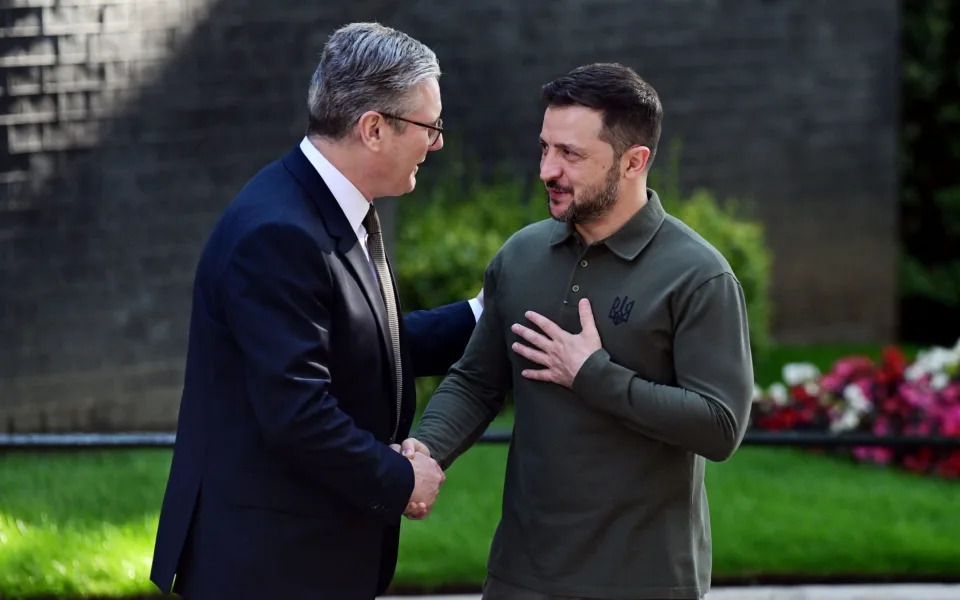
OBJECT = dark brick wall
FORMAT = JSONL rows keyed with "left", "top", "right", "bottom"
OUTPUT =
{"left": 0, "top": 0, "right": 899, "bottom": 432}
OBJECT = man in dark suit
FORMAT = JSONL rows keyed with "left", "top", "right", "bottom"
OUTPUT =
{"left": 149, "top": 22, "right": 480, "bottom": 599}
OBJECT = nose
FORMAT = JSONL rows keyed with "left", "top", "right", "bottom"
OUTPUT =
{"left": 540, "top": 150, "right": 561, "bottom": 182}
{"left": 429, "top": 133, "right": 443, "bottom": 152}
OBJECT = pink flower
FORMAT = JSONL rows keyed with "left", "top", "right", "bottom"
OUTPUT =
{"left": 899, "top": 382, "right": 937, "bottom": 411}
{"left": 940, "top": 406, "right": 960, "bottom": 437}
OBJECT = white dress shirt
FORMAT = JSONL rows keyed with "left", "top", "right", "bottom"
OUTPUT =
{"left": 299, "top": 137, "right": 483, "bottom": 320}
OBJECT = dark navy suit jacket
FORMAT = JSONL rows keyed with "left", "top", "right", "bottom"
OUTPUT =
{"left": 149, "top": 146, "right": 475, "bottom": 599}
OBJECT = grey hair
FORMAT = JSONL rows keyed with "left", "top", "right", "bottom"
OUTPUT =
{"left": 306, "top": 22, "right": 440, "bottom": 140}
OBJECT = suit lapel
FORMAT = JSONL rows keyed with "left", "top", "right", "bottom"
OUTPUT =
{"left": 281, "top": 146, "right": 397, "bottom": 389}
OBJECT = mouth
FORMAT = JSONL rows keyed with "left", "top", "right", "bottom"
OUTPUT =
{"left": 547, "top": 186, "right": 572, "bottom": 201}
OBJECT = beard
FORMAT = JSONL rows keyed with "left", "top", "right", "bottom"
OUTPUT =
{"left": 546, "top": 164, "right": 620, "bottom": 225}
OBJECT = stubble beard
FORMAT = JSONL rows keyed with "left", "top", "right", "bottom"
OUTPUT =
{"left": 547, "top": 164, "right": 620, "bottom": 225}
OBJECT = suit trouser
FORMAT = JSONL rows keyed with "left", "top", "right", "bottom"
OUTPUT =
{"left": 481, "top": 573, "right": 702, "bottom": 600}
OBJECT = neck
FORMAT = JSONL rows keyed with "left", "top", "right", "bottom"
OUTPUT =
{"left": 309, "top": 135, "right": 377, "bottom": 202}
{"left": 575, "top": 180, "right": 649, "bottom": 245}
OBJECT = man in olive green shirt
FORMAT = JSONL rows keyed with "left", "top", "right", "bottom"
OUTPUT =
{"left": 401, "top": 64, "right": 754, "bottom": 600}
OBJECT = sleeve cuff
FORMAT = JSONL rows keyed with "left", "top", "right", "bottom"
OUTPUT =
{"left": 370, "top": 446, "right": 416, "bottom": 524}
{"left": 468, "top": 297, "right": 483, "bottom": 322}
{"left": 571, "top": 348, "right": 636, "bottom": 406}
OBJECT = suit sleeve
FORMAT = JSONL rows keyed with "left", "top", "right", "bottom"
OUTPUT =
{"left": 222, "top": 222, "right": 414, "bottom": 525}
{"left": 403, "top": 301, "right": 476, "bottom": 377}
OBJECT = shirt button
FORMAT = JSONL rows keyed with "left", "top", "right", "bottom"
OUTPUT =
{"left": 572, "top": 284, "right": 580, "bottom": 292}
{"left": 580, "top": 260, "right": 588, "bottom": 267}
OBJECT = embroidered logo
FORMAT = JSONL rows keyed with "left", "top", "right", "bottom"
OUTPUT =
{"left": 608, "top": 295, "right": 635, "bottom": 325}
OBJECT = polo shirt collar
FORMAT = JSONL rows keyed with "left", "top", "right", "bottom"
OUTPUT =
{"left": 549, "top": 188, "right": 666, "bottom": 261}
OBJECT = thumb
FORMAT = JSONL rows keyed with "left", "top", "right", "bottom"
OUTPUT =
{"left": 578, "top": 298, "right": 598, "bottom": 336}
{"left": 401, "top": 438, "right": 419, "bottom": 458}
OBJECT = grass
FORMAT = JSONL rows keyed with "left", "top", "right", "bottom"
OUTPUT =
{"left": 1, "top": 445, "right": 958, "bottom": 598}
{"left": 0, "top": 343, "right": 953, "bottom": 598}
{"left": 0, "top": 451, "right": 165, "bottom": 598}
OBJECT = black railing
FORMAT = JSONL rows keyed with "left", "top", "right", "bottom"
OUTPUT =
{"left": 1, "top": 430, "right": 960, "bottom": 450}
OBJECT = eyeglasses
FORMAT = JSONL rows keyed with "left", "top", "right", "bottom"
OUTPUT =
{"left": 380, "top": 112, "right": 444, "bottom": 145}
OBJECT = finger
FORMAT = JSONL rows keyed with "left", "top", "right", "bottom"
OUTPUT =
{"left": 401, "top": 438, "right": 420, "bottom": 458}
{"left": 389, "top": 444, "right": 401, "bottom": 453}
{"left": 511, "top": 341, "right": 551, "bottom": 367}
{"left": 524, "top": 311, "right": 566, "bottom": 340}
{"left": 414, "top": 439, "right": 431, "bottom": 458}
{"left": 521, "top": 368, "right": 556, "bottom": 382}
{"left": 578, "top": 298, "right": 598, "bottom": 334}
{"left": 511, "top": 323, "right": 552, "bottom": 351}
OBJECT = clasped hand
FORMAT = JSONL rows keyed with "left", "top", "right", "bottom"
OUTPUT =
{"left": 389, "top": 438, "right": 441, "bottom": 520}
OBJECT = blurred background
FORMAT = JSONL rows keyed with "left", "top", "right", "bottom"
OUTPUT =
{"left": 1, "top": 0, "right": 958, "bottom": 598}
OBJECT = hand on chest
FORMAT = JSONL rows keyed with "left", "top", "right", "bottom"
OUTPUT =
{"left": 500, "top": 250, "right": 674, "bottom": 372}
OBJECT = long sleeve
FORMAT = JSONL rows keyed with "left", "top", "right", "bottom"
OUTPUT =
{"left": 571, "top": 272, "right": 754, "bottom": 462}
{"left": 414, "top": 253, "right": 512, "bottom": 468}
{"left": 223, "top": 222, "right": 413, "bottom": 524}
{"left": 403, "top": 300, "right": 476, "bottom": 377}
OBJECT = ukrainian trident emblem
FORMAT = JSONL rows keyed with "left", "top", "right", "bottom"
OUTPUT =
{"left": 608, "top": 295, "right": 635, "bottom": 325}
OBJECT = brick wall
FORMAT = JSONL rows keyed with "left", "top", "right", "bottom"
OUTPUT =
{"left": 0, "top": 0, "right": 899, "bottom": 432}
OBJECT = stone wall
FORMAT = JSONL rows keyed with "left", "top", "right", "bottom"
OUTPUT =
{"left": 0, "top": 0, "right": 899, "bottom": 431}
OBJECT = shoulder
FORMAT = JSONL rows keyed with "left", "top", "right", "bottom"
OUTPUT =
{"left": 198, "top": 159, "right": 331, "bottom": 279}
{"left": 654, "top": 214, "right": 737, "bottom": 285}
{"left": 501, "top": 218, "right": 559, "bottom": 254}
{"left": 482, "top": 218, "right": 557, "bottom": 274}
{"left": 212, "top": 160, "right": 326, "bottom": 249}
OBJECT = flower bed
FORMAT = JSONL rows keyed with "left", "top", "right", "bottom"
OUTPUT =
{"left": 751, "top": 339, "right": 960, "bottom": 478}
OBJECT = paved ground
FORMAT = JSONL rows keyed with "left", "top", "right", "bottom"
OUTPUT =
{"left": 382, "top": 584, "right": 960, "bottom": 599}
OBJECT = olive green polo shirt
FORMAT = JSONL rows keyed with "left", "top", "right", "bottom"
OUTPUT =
{"left": 415, "top": 189, "right": 754, "bottom": 600}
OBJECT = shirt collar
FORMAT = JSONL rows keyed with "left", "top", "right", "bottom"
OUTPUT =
{"left": 299, "top": 136, "right": 370, "bottom": 237}
{"left": 548, "top": 188, "right": 666, "bottom": 261}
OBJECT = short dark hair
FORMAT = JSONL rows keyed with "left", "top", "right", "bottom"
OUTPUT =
{"left": 541, "top": 63, "right": 663, "bottom": 166}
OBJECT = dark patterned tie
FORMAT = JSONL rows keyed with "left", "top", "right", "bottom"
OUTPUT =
{"left": 364, "top": 204, "right": 403, "bottom": 442}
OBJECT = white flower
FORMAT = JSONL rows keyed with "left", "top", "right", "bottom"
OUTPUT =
{"left": 752, "top": 384, "right": 763, "bottom": 403}
{"left": 804, "top": 381, "right": 821, "bottom": 397}
{"left": 768, "top": 383, "right": 789, "bottom": 406}
{"left": 904, "top": 364, "right": 924, "bottom": 381}
{"left": 830, "top": 410, "right": 860, "bottom": 433}
{"left": 843, "top": 383, "right": 871, "bottom": 413}
{"left": 932, "top": 372, "right": 950, "bottom": 391}
{"left": 782, "top": 363, "right": 820, "bottom": 386}
{"left": 908, "top": 345, "right": 960, "bottom": 380}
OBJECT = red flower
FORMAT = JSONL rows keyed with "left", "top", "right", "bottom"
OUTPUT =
{"left": 936, "top": 451, "right": 960, "bottom": 479}
{"left": 903, "top": 447, "right": 934, "bottom": 474}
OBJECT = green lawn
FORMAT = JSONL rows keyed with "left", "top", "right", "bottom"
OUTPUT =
{"left": 1, "top": 444, "right": 957, "bottom": 598}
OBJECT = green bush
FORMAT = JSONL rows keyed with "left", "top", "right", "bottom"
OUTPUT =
{"left": 900, "top": 0, "right": 960, "bottom": 340}
{"left": 396, "top": 174, "right": 543, "bottom": 310}
{"left": 396, "top": 164, "right": 772, "bottom": 365}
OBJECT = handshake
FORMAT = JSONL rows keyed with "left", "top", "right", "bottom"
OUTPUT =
{"left": 389, "top": 438, "right": 443, "bottom": 520}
